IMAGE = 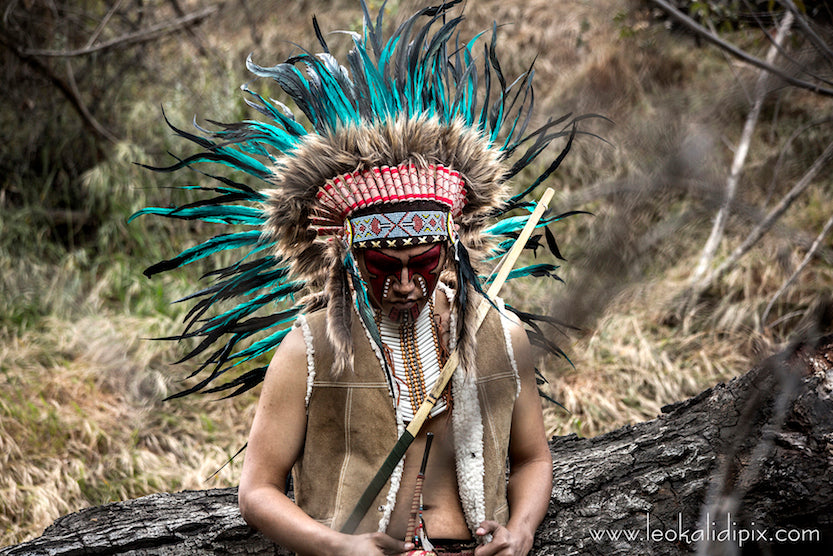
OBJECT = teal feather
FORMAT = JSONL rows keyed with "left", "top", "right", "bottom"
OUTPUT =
{"left": 135, "top": 0, "right": 594, "bottom": 400}
{"left": 483, "top": 264, "right": 562, "bottom": 285}
{"left": 142, "top": 231, "right": 263, "bottom": 277}
{"left": 130, "top": 205, "right": 265, "bottom": 226}
{"left": 176, "top": 268, "right": 290, "bottom": 308}
{"left": 230, "top": 325, "right": 294, "bottom": 362}
{"left": 175, "top": 186, "right": 266, "bottom": 202}
{"left": 203, "top": 365, "right": 268, "bottom": 398}
{"left": 241, "top": 83, "right": 307, "bottom": 138}
{"left": 203, "top": 282, "right": 305, "bottom": 332}
{"left": 484, "top": 214, "right": 533, "bottom": 236}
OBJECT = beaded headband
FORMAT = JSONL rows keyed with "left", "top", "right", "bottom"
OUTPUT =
{"left": 346, "top": 210, "right": 454, "bottom": 248}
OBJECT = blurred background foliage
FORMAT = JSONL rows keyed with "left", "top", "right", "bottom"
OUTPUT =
{"left": 1, "top": 0, "right": 832, "bottom": 546}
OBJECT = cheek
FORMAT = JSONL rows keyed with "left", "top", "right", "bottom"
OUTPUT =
{"left": 367, "top": 272, "right": 396, "bottom": 303}
{"left": 407, "top": 251, "right": 443, "bottom": 294}
{"left": 360, "top": 251, "right": 400, "bottom": 303}
{"left": 409, "top": 268, "right": 439, "bottom": 296}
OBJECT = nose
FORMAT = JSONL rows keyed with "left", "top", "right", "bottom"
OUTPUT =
{"left": 392, "top": 266, "right": 416, "bottom": 296}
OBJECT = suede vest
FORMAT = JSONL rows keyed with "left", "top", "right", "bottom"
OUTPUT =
{"left": 292, "top": 301, "right": 519, "bottom": 535}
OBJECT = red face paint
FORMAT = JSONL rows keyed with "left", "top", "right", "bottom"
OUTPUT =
{"left": 359, "top": 243, "right": 445, "bottom": 322}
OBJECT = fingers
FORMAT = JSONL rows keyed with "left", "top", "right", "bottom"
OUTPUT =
{"left": 473, "top": 522, "right": 516, "bottom": 556}
{"left": 370, "top": 532, "right": 413, "bottom": 555}
{"left": 475, "top": 520, "right": 501, "bottom": 537}
{"left": 474, "top": 537, "right": 509, "bottom": 556}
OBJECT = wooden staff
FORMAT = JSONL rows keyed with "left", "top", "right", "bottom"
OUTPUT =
{"left": 341, "top": 187, "right": 556, "bottom": 534}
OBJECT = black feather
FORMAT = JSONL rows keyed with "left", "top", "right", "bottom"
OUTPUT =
{"left": 544, "top": 227, "right": 564, "bottom": 261}
{"left": 204, "top": 365, "right": 269, "bottom": 398}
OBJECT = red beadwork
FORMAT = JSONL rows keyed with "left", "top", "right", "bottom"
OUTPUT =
{"left": 314, "top": 163, "right": 466, "bottom": 226}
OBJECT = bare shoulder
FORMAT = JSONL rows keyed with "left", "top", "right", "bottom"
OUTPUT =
{"left": 498, "top": 304, "right": 532, "bottom": 361}
{"left": 259, "top": 324, "right": 310, "bottom": 406}
{"left": 267, "top": 324, "right": 308, "bottom": 371}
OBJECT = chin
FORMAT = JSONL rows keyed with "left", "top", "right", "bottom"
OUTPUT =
{"left": 386, "top": 302, "right": 424, "bottom": 323}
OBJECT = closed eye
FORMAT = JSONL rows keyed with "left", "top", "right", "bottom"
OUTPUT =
{"left": 363, "top": 249, "right": 402, "bottom": 277}
{"left": 408, "top": 243, "right": 443, "bottom": 271}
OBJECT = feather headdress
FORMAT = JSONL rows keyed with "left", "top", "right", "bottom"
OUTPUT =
{"left": 133, "top": 0, "right": 587, "bottom": 398}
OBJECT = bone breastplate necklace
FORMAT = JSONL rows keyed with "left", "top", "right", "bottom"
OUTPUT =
{"left": 377, "top": 297, "right": 448, "bottom": 422}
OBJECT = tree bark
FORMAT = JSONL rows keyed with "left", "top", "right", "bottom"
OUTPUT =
{"left": 538, "top": 334, "right": 833, "bottom": 555}
{"left": 4, "top": 336, "right": 833, "bottom": 556}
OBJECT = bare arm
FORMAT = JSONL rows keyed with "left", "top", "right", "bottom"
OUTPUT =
{"left": 238, "top": 326, "right": 412, "bottom": 556}
{"left": 476, "top": 319, "right": 552, "bottom": 556}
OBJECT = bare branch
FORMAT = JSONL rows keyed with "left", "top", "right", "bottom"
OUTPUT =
{"left": 167, "top": 0, "right": 212, "bottom": 58}
{"left": 85, "top": 0, "right": 126, "bottom": 49}
{"left": 742, "top": 0, "right": 833, "bottom": 89}
{"left": 766, "top": 117, "right": 833, "bottom": 204}
{"left": 64, "top": 59, "right": 119, "bottom": 144}
{"left": 698, "top": 138, "right": 833, "bottom": 293}
{"left": 689, "top": 12, "right": 794, "bottom": 288}
{"left": 21, "top": 5, "right": 218, "bottom": 58}
{"left": 649, "top": 0, "right": 833, "bottom": 97}
{"left": 0, "top": 32, "right": 117, "bottom": 144}
{"left": 779, "top": 0, "right": 833, "bottom": 67}
{"left": 761, "top": 213, "right": 833, "bottom": 330}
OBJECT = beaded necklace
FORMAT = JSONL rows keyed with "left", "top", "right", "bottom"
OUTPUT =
{"left": 377, "top": 295, "right": 449, "bottom": 422}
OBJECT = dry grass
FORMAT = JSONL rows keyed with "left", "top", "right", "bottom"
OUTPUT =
{"left": 3, "top": 0, "right": 833, "bottom": 547}
{"left": 0, "top": 255, "right": 256, "bottom": 546}
{"left": 542, "top": 274, "right": 755, "bottom": 439}
{"left": 540, "top": 228, "right": 833, "bottom": 439}
{"left": 0, "top": 310, "right": 255, "bottom": 545}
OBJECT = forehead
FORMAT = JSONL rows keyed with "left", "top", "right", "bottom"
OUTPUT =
{"left": 362, "top": 242, "right": 446, "bottom": 263}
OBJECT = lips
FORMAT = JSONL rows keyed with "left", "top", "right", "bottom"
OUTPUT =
{"left": 387, "top": 300, "right": 423, "bottom": 322}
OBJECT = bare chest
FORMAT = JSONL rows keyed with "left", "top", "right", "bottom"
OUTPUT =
{"left": 385, "top": 413, "right": 471, "bottom": 541}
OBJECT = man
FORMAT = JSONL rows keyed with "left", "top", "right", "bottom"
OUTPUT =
{"left": 238, "top": 235, "right": 552, "bottom": 555}
{"left": 136, "top": 1, "right": 575, "bottom": 554}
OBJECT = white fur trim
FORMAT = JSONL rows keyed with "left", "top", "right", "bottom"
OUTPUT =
{"left": 444, "top": 293, "right": 487, "bottom": 535}
{"left": 495, "top": 298, "right": 521, "bottom": 398}
{"left": 351, "top": 304, "right": 407, "bottom": 533}
{"left": 294, "top": 315, "right": 316, "bottom": 407}
{"left": 451, "top": 345, "right": 486, "bottom": 533}
{"left": 436, "top": 281, "right": 455, "bottom": 304}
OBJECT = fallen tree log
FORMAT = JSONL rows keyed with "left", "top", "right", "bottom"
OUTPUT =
{"left": 4, "top": 336, "right": 832, "bottom": 555}
{"left": 539, "top": 333, "right": 833, "bottom": 556}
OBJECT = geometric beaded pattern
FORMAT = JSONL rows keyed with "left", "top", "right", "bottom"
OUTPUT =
{"left": 350, "top": 210, "right": 449, "bottom": 248}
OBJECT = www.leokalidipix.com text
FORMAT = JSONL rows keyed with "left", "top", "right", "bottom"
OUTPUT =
{"left": 587, "top": 513, "right": 821, "bottom": 548}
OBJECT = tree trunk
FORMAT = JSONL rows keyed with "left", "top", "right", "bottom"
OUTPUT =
{"left": 4, "top": 336, "right": 832, "bottom": 556}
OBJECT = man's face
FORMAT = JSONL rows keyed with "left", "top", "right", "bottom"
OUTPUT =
{"left": 355, "top": 243, "right": 447, "bottom": 322}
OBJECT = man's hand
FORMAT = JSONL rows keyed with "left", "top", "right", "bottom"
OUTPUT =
{"left": 330, "top": 532, "right": 413, "bottom": 556}
{"left": 473, "top": 521, "right": 533, "bottom": 556}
